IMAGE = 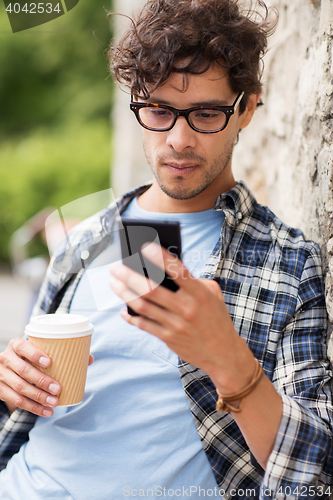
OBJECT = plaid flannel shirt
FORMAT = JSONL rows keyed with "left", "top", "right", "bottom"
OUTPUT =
{"left": 1, "top": 181, "right": 332, "bottom": 500}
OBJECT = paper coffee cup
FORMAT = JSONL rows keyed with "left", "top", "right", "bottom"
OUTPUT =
{"left": 25, "top": 314, "right": 94, "bottom": 406}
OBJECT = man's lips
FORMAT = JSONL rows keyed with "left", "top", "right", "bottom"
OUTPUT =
{"left": 163, "top": 162, "right": 198, "bottom": 172}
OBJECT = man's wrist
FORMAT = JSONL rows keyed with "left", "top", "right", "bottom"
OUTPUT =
{"left": 209, "top": 337, "right": 258, "bottom": 395}
{"left": 216, "top": 358, "right": 264, "bottom": 413}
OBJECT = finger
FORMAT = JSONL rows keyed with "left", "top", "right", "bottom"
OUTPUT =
{"left": 0, "top": 382, "right": 55, "bottom": 417}
{"left": 143, "top": 245, "right": 227, "bottom": 308}
{"left": 0, "top": 366, "right": 60, "bottom": 410}
{"left": 110, "top": 262, "right": 161, "bottom": 298}
{"left": 110, "top": 261, "right": 196, "bottom": 318}
{"left": 118, "top": 277, "right": 181, "bottom": 327}
{"left": 9, "top": 338, "right": 51, "bottom": 369}
{"left": 88, "top": 354, "right": 94, "bottom": 366}
{"left": 119, "top": 306, "right": 193, "bottom": 362}
{"left": 110, "top": 264, "right": 177, "bottom": 314}
{"left": 0, "top": 352, "right": 61, "bottom": 406}
{"left": 110, "top": 263, "right": 156, "bottom": 296}
{"left": 119, "top": 307, "right": 169, "bottom": 342}
{"left": 142, "top": 243, "right": 195, "bottom": 291}
{"left": 0, "top": 345, "right": 61, "bottom": 396}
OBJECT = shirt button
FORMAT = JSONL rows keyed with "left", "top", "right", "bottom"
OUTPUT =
{"left": 81, "top": 250, "right": 90, "bottom": 261}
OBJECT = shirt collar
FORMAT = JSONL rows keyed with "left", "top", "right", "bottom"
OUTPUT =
{"left": 213, "top": 180, "right": 257, "bottom": 222}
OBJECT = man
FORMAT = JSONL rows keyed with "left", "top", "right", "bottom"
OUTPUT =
{"left": 0, "top": 0, "right": 332, "bottom": 498}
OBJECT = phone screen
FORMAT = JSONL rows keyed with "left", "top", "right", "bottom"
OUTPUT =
{"left": 119, "top": 219, "right": 182, "bottom": 315}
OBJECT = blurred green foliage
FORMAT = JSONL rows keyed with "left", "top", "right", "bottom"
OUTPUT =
{"left": 0, "top": 0, "right": 113, "bottom": 262}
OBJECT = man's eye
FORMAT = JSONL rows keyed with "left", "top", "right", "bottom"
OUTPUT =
{"left": 194, "top": 111, "right": 220, "bottom": 120}
{"left": 149, "top": 108, "right": 171, "bottom": 117}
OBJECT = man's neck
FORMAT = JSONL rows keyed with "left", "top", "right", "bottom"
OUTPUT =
{"left": 137, "top": 175, "right": 236, "bottom": 213}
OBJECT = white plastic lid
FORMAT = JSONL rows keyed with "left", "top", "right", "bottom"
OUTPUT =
{"left": 25, "top": 314, "right": 94, "bottom": 339}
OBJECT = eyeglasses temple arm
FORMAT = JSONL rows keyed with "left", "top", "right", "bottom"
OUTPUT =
{"left": 234, "top": 91, "right": 245, "bottom": 111}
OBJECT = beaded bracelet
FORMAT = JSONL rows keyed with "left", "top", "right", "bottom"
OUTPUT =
{"left": 216, "top": 358, "right": 263, "bottom": 413}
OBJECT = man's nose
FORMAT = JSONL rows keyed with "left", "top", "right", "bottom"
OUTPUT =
{"left": 165, "top": 116, "right": 197, "bottom": 152}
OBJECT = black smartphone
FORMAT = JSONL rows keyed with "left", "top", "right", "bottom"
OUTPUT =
{"left": 119, "top": 218, "right": 182, "bottom": 316}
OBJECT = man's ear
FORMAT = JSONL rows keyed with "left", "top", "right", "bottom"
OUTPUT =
{"left": 238, "top": 93, "right": 261, "bottom": 130}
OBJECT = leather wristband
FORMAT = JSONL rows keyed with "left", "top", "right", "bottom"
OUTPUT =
{"left": 216, "top": 358, "right": 263, "bottom": 413}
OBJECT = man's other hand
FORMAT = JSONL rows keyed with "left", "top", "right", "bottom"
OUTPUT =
{"left": 0, "top": 338, "right": 94, "bottom": 417}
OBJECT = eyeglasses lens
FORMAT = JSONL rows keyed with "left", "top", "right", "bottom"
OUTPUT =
{"left": 139, "top": 108, "right": 174, "bottom": 130}
{"left": 189, "top": 110, "right": 227, "bottom": 132}
{"left": 138, "top": 107, "right": 227, "bottom": 132}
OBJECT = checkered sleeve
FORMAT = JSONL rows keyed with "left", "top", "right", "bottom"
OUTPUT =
{"left": 0, "top": 407, "right": 38, "bottom": 471}
{"left": 0, "top": 401, "right": 9, "bottom": 431}
{"left": 261, "top": 243, "right": 333, "bottom": 499}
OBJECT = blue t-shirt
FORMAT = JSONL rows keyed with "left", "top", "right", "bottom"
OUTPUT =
{"left": 0, "top": 198, "right": 225, "bottom": 500}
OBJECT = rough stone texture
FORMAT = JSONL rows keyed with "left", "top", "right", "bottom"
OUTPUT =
{"left": 233, "top": 0, "right": 333, "bottom": 354}
{"left": 112, "top": 0, "right": 333, "bottom": 352}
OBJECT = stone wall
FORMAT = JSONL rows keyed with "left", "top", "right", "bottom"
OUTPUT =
{"left": 111, "top": 0, "right": 333, "bottom": 348}
{"left": 233, "top": 0, "right": 333, "bottom": 351}
{"left": 111, "top": 0, "right": 151, "bottom": 198}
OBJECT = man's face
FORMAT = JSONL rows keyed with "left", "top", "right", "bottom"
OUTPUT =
{"left": 139, "top": 64, "right": 251, "bottom": 207}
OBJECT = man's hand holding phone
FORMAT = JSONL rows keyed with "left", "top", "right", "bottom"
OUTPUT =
{"left": 110, "top": 239, "right": 255, "bottom": 395}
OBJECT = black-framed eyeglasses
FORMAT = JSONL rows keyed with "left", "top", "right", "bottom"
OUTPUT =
{"left": 130, "top": 92, "right": 244, "bottom": 134}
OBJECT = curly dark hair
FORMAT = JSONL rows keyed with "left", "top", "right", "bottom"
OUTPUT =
{"left": 109, "top": 0, "right": 277, "bottom": 112}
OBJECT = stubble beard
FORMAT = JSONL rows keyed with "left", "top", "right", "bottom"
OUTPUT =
{"left": 144, "top": 142, "right": 234, "bottom": 201}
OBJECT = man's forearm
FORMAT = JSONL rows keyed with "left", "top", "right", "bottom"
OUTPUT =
{"left": 229, "top": 372, "right": 283, "bottom": 469}
{"left": 209, "top": 340, "right": 283, "bottom": 470}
